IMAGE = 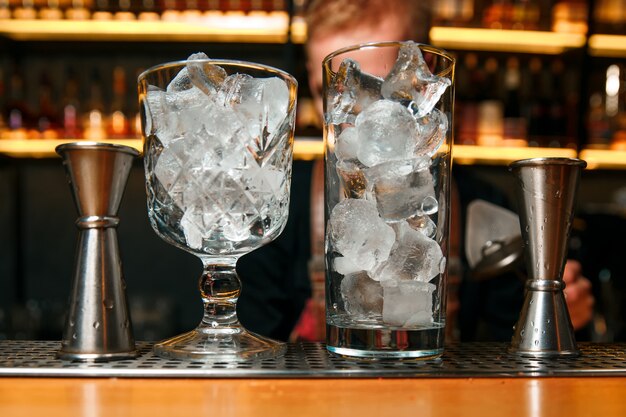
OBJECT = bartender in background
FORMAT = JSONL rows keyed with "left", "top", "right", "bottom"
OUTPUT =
{"left": 291, "top": 0, "right": 594, "bottom": 342}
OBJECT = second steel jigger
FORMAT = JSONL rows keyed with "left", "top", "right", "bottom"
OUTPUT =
{"left": 508, "top": 157, "right": 587, "bottom": 357}
{"left": 56, "top": 142, "right": 139, "bottom": 361}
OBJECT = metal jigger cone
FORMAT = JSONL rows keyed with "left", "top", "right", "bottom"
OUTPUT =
{"left": 508, "top": 157, "right": 586, "bottom": 357}
{"left": 56, "top": 142, "right": 139, "bottom": 360}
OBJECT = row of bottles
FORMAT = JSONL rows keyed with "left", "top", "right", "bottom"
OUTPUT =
{"left": 0, "top": 0, "right": 287, "bottom": 21}
{"left": 434, "top": 0, "right": 626, "bottom": 35}
{"left": 454, "top": 52, "right": 581, "bottom": 148}
{"left": 0, "top": 61, "right": 140, "bottom": 140}
{"left": 588, "top": 62, "right": 626, "bottom": 149}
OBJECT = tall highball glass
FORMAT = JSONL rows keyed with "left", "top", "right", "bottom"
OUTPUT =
{"left": 323, "top": 42, "right": 455, "bottom": 359}
{"left": 138, "top": 58, "right": 297, "bottom": 360}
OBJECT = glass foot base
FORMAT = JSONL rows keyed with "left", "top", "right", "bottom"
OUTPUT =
{"left": 326, "top": 323, "right": 444, "bottom": 360}
{"left": 153, "top": 326, "right": 286, "bottom": 361}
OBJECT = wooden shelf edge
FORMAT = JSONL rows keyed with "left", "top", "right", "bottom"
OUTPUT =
{"left": 0, "top": 18, "right": 288, "bottom": 43}
{"left": 579, "top": 148, "right": 626, "bottom": 170}
{"left": 6, "top": 140, "right": 618, "bottom": 170}
{"left": 589, "top": 34, "right": 626, "bottom": 58}
{"left": 429, "top": 27, "right": 586, "bottom": 54}
{"left": 0, "top": 138, "right": 323, "bottom": 161}
{"left": 453, "top": 145, "right": 578, "bottom": 165}
{"left": 0, "top": 20, "right": 590, "bottom": 54}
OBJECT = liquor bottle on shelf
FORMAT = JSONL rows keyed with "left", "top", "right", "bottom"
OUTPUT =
{"left": 13, "top": 0, "right": 37, "bottom": 19}
{"left": 477, "top": 56, "right": 504, "bottom": 146}
{"left": 83, "top": 69, "right": 107, "bottom": 141}
{"left": 65, "top": 0, "right": 90, "bottom": 19}
{"left": 594, "top": 0, "right": 626, "bottom": 34}
{"left": 92, "top": 0, "right": 114, "bottom": 20}
{"left": 114, "top": 0, "right": 135, "bottom": 20}
{"left": 206, "top": 0, "right": 220, "bottom": 11}
{"left": 138, "top": 0, "right": 159, "bottom": 20}
{"left": 39, "top": 0, "right": 64, "bottom": 19}
{"left": 524, "top": 57, "right": 549, "bottom": 147}
{"left": 160, "top": 0, "right": 180, "bottom": 21}
{"left": 181, "top": 0, "right": 202, "bottom": 21}
{"left": 132, "top": 67, "right": 145, "bottom": 139}
{"left": 587, "top": 92, "right": 611, "bottom": 147}
{"left": 107, "top": 66, "right": 130, "bottom": 139}
{"left": 36, "top": 73, "right": 60, "bottom": 139}
{"left": 552, "top": 0, "right": 588, "bottom": 34}
{"left": 432, "top": 0, "right": 474, "bottom": 27}
{"left": 503, "top": 56, "right": 527, "bottom": 146}
{"left": 0, "top": 66, "right": 6, "bottom": 138}
{"left": 0, "top": 0, "right": 10, "bottom": 19}
{"left": 604, "top": 64, "right": 626, "bottom": 150}
{"left": 3, "top": 66, "right": 31, "bottom": 140}
{"left": 61, "top": 67, "right": 81, "bottom": 139}
{"left": 454, "top": 52, "right": 481, "bottom": 145}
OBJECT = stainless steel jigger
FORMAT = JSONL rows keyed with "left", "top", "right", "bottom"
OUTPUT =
{"left": 56, "top": 142, "right": 139, "bottom": 360}
{"left": 509, "top": 157, "right": 586, "bottom": 357}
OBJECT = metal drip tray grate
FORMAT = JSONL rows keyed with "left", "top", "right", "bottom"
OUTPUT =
{"left": 1, "top": 341, "right": 625, "bottom": 378}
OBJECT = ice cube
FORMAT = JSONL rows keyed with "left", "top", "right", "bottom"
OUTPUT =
{"left": 242, "top": 163, "right": 286, "bottom": 195}
{"left": 382, "top": 280, "right": 435, "bottom": 327}
{"left": 335, "top": 126, "right": 359, "bottom": 161}
{"left": 167, "top": 67, "right": 194, "bottom": 93}
{"left": 326, "top": 58, "right": 382, "bottom": 125}
{"left": 329, "top": 198, "right": 395, "bottom": 272}
{"left": 341, "top": 272, "right": 383, "bottom": 317}
{"left": 334, "top": 256, "right": 363, "bottom": 276}
{"left": 355, "top": 100, "right": 419, "bottom": 167}
{"left": 186, "top": 52, "right": 227, "bottom": 96}
{"left": 336, "top": 159, "right": 367, "bottom": 199}
{"left": 407, "top": 214, "right": 437, "bottom": 238}
{"left": 373, "top": 221, "right": 443, "bottom": 282}
{"left": 219, "top": 74, "right": 289, "bottom": 141}
{"left": 381, "top": 42, "right": 451, "bottom": 118}
{"left": 415, "top": 109, "right": 448, "bottom": 157}
{"left": 364, "top": 159, "right": 436, "bottom": 222}
{"left": 180, "top": 209, "right": 204, "bottom": 250}
{"left": 180, "top": 207, "right": 220, "bottom": 250}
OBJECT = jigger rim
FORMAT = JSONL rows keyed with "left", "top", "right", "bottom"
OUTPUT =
{"left": 55, "top": 141, "right": 141, "bottom": 157}
{"left": 509, "top": 157, "right": 587, "bottom": 170}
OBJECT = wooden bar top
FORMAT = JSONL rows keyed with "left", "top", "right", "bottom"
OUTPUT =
{"left": 1, "top": 376, "right": 626, "bottom": 417}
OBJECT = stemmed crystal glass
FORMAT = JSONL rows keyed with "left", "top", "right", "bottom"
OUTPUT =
{"left": 138, "top": 58, "right": 297, "bottom": 360}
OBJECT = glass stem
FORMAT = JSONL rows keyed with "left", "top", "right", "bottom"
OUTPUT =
{"left": 199, "top": 258, "right": 240, "bottom": 328}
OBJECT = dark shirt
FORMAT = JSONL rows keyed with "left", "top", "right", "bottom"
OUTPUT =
{"left": 237, "top": 160, "right": 313, "bottom": 341}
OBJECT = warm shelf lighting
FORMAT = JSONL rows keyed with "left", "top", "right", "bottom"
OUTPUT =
{"left": 0, "top": 18, "right": 288, "bottom": 43}
{"left": 579, "top": 149, "right": 626, "bottom": 170}
{"left": 0, "top": 138, "right": 323, "bottom": 160}
{"left": 453, "top": 145, "right": 577, "bottom": 165}
{"left": 4, "top": 142, "right": 623, "bottom": 169}
{"left": 429, "top": 27, "right": 586, "bottom": 54}
{"left": 589, "top": 35, "right": 626, "bottom": 58}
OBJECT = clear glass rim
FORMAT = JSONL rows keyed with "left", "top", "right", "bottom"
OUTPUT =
{"left": 137, "top": 58, "right": 298, "bottom": 89}
{"left": 322, "top": 41, "right": 456, "bottom": 78}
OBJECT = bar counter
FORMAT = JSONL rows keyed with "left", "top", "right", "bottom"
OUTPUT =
{"left": 2, "top": 376, "right": 626, "bottom": 416}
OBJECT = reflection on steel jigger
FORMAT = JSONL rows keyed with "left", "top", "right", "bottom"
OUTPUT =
{"left": 56, "top": 142, "right": 139, "bottom": 360}
{"left": 509, "top": 157, "right": 586, "bottom": 357}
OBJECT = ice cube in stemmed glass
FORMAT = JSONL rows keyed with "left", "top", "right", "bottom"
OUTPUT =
{"left": 138, "top": 54, "right": 297, "bottom": 361}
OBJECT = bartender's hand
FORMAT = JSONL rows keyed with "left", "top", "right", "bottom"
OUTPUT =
{"left": 563, "top": 260, "right": 594, "bottom": 331}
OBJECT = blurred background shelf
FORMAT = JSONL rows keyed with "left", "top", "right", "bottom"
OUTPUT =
{"left": 8, "top": 140, "right": 622, "bottom": 169}
{"left": 579, "top": 148, "right": 626, "bottom": 169}
{"left": 0, "top": 19, "right": 593, "bottom": 56}
{"left": 0, "top": 16, "right": 290, "bottom": 43}
{"left": 0, "top": 138, "right": 324, "bottom": 160}
{"left": 589, "top": 34, "right": 626, "bottom": 58}
{"left": 429, "top": 27, "right": 586, "bottom": 54}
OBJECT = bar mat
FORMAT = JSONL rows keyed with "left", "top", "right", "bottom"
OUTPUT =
{"left": 0, "top": 341, "right": 625, "bottom": 378}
